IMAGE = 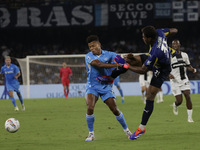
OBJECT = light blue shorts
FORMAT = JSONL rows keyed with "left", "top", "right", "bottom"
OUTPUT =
{"left": 114, "top": 77, "right": 120, "bottom": 87}
{"left": 6, "top": 83, "right": 20, "bottom": 93}
{"left": 86, "top": 85, "right": 116, "bottom": 102}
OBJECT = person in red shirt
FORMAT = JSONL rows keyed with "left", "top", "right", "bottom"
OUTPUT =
{"left": 59, "top": 62, "right": 72, "bottom": 99}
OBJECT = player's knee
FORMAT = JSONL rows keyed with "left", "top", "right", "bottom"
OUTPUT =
{"left": 87, "top": 105, "right": 94, "bottom": 113}
{"left": 111, "top": 107, "right": 120, "bottom": 115}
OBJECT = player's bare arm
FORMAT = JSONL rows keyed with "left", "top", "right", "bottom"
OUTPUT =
{"left": 127, "top": 64, "right": 148, "bottom": 74}
{"left": 90, "top": 59, "right": 118, "bottom": 68}
{"left": 124, "top": 53, "right": 143, "bottom": 66}
{"left": 187, "top": 65, "right": 197, "bottom": 73}
{"left": 169, "top": 74, "right": 175, "bottom": 79}
{"left": 166, "top": 28, "right": 178, "bottom": 38}
{"left": 15, "top": 72, "right": 20, "bottom": 79}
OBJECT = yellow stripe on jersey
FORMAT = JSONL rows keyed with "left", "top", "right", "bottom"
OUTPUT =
{"left": 153, "top": 57, "right": 158, "bottom": 67}
{"left": 164, "top": 32, "right": 169, "bottom": 37}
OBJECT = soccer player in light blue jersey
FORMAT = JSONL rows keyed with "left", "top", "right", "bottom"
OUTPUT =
{"left": 85, "top": 35, "right": 132, "bottom": 141}
{"left": 0, "top": 56, "right": 25, "bottom": 111}
{"left": 113, "top": 77, "right": 125, "bottom": 104}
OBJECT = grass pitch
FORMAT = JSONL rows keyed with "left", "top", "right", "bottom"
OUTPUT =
{"left": 0, "top": 94, "right": 200, "bottom": 150}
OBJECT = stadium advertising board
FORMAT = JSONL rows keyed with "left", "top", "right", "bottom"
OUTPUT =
{"left": 1, "top": 81, "right": 200, "bottom": 99}
{"left": 108, "top": 3, "right": 154, "bottom": 26}
{"left": 0, "top": 5, "right": 94, "bottom": 28}
{"left": 172, "top": 1, "right": 199, "bottom": 22}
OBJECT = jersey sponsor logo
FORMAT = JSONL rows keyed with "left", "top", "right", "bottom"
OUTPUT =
{"left": 5, "top": 71, "right": 14, "bottom": 74}
{"left": 87, "top": 56, "right": 91, "bottom": 61}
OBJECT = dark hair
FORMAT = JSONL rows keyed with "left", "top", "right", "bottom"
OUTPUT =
{"left": 142, "top": 26, "right": 157, "bottom": 40}
{"left": 86, "top": 35, "right": 99, "bottom": 43}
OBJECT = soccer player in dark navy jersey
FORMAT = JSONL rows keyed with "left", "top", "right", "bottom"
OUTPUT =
{"left": 118, "top": 26, "right": 178, "bottom": 140}
{"left": 98, "top": 26, "right": 178, "bottom": 140}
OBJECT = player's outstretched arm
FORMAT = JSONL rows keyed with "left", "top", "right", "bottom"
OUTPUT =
{"left": 167, "top": 28, "right": 178, "bottom": 38}
{"left": 187, "top": 65, "right": 197, "bottom": 73}
{"left": 91, "top": 59, "right": 118, "bottom": 68}
{"left": 15, "top": 72, "right": 20, "bottom": 79}
{"left": 124, "top": 54, "right": 143, "bottom": 67}
{"left": 127, "top": 64, "right": 148, "bottom": 74}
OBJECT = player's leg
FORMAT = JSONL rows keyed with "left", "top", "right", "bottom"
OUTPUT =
{"left": 159, "top": 88, "right": 164, "bottom": 102}
{"left": 103, "top": 96, "right": 131, "bottom": 137}
{"left": 182, "top": 90, "right": 194, "bottom": 122}
{"left": 141, "top": 86, "right": 146, "bottom": 103}
{"left": 173, "top": 95, "right": 182, "bottom": 115}
{"left": 66, "top": 80, "right": 70, "bottom": 98}
{"left": 171, "top": 81, "right": 182, "bottom": 115}
{"left": 114, "top": 77, "right": 125, "bottom": 104}
{"left": 8, "top": 90, "right": 19, "bottom": 111}
{"left": 85, "top": 92, "right": 98, "bottom": 141}
{"left": 129, "top": 85, "right": 159, "bottom": 140}
{"left": 16, "top": 91, "right": 25, "bottom": 111}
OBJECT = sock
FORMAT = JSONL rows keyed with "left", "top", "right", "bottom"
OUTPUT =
{"left": 119, "top": 89, "right": 124, "bottom": 98}
{"left": 160, "top": 91, "right": 163, "bottom": 101}
{"left": 10, "top": 97, "right": 17, "bottom": 107}
{"left": 17, "top": 93, "right": 24, "bottom": 105}
{"left": 187, "top": 109, "right": 193, "bottom": 118}
{"left": 116, "top": 112, "right": 128, "bottom": 129}
{"left": 139, "top": 124, "right": 146, "bottom": 131}
{"left": 141, "top": 100, "right": 154, "bottom": 125}
{"left": 111, "top": 67, "right": 128, "bottom": 78}
{"left": 86, "top": 114, "right": 95, "bottom": 132}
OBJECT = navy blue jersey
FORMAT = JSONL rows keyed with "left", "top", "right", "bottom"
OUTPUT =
{"left": 144, "top": 28, "right": 171, "bottom": 70}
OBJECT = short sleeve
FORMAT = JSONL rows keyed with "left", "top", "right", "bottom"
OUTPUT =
{"left": 85, "top": 53, "right": 96, "bottom": 64}
{"left": 184, "top": 53, "right": 190, "bottom": 65}
{"left": 161, "top": 28, "right": 170, "bottom": 37}
{"left": 14, "top": 65, "right": 20, "bottom": 74}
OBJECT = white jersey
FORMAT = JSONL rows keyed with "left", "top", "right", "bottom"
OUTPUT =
{"left": 170, "top": 52, "right": 190, "bottom": 86}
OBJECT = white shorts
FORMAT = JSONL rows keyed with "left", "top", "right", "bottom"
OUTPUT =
{"left": 170, "top": 81, "right": 191, "bottom": 96}
{"left": 139, "top": 75, "right": 149, "bottom": 87}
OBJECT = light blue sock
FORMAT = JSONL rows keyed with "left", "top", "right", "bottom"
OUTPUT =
{"left": 10, "top": 97, "right": 17, "bottom": 107}
{"left": 86, "top": 114, "right": 95, "bottom": 132}
{"left": 17, "top": 93, "right": 24, "bottom": 105}
{"left": 119, "top": 89, "right": 124, "bottom": 98}
{"left": 116, "top": 112, "right": 127, "bottom": 129}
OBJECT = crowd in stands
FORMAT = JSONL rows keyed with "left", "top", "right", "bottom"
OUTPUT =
{"left": 1, "top": 26, "right": 200, "bottom": 84}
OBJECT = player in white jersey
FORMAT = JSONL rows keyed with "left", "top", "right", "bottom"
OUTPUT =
{"left": 169, "top": 40, "right": 196, "bottom": 123}
{"left": 139, "top": 71, "right": 152, "bottom": 104}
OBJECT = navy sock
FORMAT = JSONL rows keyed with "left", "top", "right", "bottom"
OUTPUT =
{"left": 141, "top": 100, "right": 154, "bottom": 125}
{"left": 111, "top": 67, "right": 127, "bottom": 78}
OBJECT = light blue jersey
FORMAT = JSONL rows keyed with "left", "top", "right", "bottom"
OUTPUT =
{"left": 1, "top": 64, "right": 20, "bottom": 92}
{"left": 85, "top": 50, "right": 117, "bottom": 101}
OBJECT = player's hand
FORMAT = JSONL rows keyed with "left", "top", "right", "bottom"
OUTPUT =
{"left": 193, "top": 68, "right": 197, "bottom": 73}
{"left": 169, "top": 74, "right": 175, "bottom": 79}
{"left": 124, "top": 53, "right": 135, "bottom": 64}
{"left": 114, "top": 55, "right": 130, "bottom": 69}
{"left": 14, "top": 76, "right": 18, "bottom": 79}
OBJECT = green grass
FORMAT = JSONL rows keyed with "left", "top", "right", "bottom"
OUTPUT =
{"left": 0, "top": 95, "right": 200, "bottom": 150}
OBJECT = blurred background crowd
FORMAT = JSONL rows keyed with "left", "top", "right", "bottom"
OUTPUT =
{"left": 0, "top": 0, "right": 200, "bottom": 84}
